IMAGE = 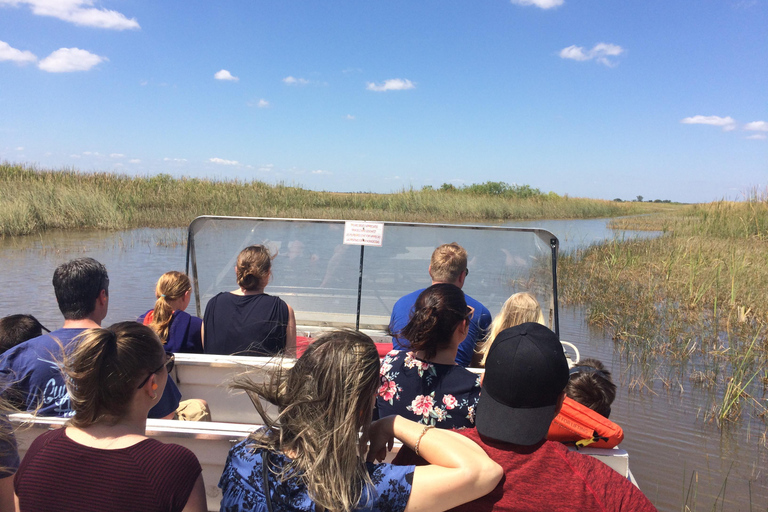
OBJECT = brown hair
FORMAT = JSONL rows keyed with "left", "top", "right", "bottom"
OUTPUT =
{"left": 236, "top": 245, "right": 274, "bottom": 291}
{"left": 149, "top": 271, "right": 191, "bottom": 343}
{"left": 64, "top": 322, "right": 165, "bottom": 428}
{"left": 429, "top": 243, "right": 468, "bottom": 283}
{"left": 230, "top": 330, "right": 380, "bottom": 512}
{"left": 479, "top": 292, "right": 545, "bottom": 366}
{"left": 565, "top": 358, "right": 616, "bottom": 418}
{"left": 397, "top": 283, "right": 469, "bottom": 360}
{"left": 0, "top": 314, "right": 47, "bottom": 354}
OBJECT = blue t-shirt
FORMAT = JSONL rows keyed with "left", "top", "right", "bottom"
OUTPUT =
{"left": 377, "top": 350, "right": 481, "bottom": 429}
{"left": 389, "top": 289, "right": 492, "bottom": 367}
{"left": 137, "top": 309, "right": 203, "bottom": 354}
{"left": 0, "top": 328, "right": 180, "bottom": 418}
{"left": 220, "top": 441, "right": 414, "bottom": 512}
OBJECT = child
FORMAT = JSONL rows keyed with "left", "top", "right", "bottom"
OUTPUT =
{"left": 565, "top": 358, "right": 616, "bottom": 418}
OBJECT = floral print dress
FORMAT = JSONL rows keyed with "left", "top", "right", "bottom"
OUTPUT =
{"left": 219, "top": 441, "right": 414, "bottom": 512}
{"left": 376, "top": 350, "right": 481, "bottom": 429}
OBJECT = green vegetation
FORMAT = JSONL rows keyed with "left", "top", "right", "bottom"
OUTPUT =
{"left": 560, "top": 198, "right": 768, "bottom": 426}
{"left": 0, "top": 162, "right": 667, "bottom": 238}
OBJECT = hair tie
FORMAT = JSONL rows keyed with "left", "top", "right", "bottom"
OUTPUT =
{"left": 160, "top": 294, "right": 166, "bottom": 298}
{"left": 569, "top": 366, "right": 608, "bottom": 379}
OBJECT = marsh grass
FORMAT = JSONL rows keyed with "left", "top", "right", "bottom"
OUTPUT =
{"left": 561, "top": 197, "right": 768, "bottom": 425}
{"left": 1, "top": 162, "right": 666, "bottom": 237}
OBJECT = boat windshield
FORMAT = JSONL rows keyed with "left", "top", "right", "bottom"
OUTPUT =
{"left": 187, "top": 216, "right": 560, "bottom": 334}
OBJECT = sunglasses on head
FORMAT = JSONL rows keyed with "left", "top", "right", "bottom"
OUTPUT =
{"left": 136, "top": 352, "right": 175, "bottom": 389}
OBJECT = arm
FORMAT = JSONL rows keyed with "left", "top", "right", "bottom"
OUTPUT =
{"left": 369, "top": 416, "right": 502, "bottom": 512}
{"left": 0, "top": 475, "right": 14, "bottom": 512}
{"left": 181, "top": 474, "right": 207, "bottom": 512}
{"left": 285, "top": 305, "right": 297, "bottom": 357}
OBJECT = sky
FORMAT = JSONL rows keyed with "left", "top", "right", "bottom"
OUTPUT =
{"left": 0, "top": 0, "right": 766, "bottom": 203}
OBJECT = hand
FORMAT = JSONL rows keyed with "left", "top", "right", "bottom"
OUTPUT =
{"left": 366, "top": 416, "right": 395, "bottom": 463}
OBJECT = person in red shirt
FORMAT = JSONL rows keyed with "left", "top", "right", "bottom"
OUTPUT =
{"left": 396, "top": 322, "right": 657, "bottom": 512}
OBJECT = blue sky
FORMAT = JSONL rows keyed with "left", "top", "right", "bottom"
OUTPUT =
{"left": 0, "top": 0, "right": 766, "bottom": 203}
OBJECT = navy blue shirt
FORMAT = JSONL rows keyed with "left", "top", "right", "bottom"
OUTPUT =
{"left": 389, "top": 288, "right": 492, "bottom": 367}
{"left": 0, "top": 328, "right": 180, "bottom": 418}
{"left": 138, "top": 309, "right": 203, "bottom": 354}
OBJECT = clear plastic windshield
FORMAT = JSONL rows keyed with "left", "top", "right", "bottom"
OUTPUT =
{"left": 187, "top": 216, "right": 560, "bottom": 334}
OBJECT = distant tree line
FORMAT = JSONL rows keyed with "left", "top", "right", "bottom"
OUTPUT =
{"left": 423, "top": 181, "right": 557, "bottom": 199}
{"left": 613, "top": 195, "right": 672, "bottom": 203}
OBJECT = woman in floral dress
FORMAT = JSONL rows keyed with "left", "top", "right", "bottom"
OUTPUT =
{"left": 218, "top": 329, "right": 502, "bottom": 512}
{"left": 378, "top": 284, "right": 482, "bottom": 429}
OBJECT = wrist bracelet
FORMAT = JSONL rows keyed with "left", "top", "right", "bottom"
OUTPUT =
{"left": 414, "top": 424, "right": 434, "bottom": 457}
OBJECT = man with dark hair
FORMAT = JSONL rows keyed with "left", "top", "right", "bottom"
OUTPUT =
{"left": 389, "top": 242, "right": 492, "bottom": 366}
{"left": 0, "top": 315, "right": 47, "bottom": 355}
{"left": 395, "top": 322, "right": 657, "bottom": 511}
{"left": 0, "top": 257, "right": 180, "bottom": 419}
{"left": 566, "top": 357, "right": 617, "bottom": 418}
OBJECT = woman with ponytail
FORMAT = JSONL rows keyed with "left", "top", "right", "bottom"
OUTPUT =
{"left": 14, "top": 322, "right": 207, "bottom": 512}
{"left": 139, "top": 271, "right": 203, "bottom": 354}
{"left": 376, "top": 284, "right": 481, "bottom": 430}
{"left": 203, "top": 245, "right": 297, "bottom": 356}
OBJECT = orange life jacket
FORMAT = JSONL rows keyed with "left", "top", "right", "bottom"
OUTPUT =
{"left": 547, "top": 396, "right": 624, "bottom": 448}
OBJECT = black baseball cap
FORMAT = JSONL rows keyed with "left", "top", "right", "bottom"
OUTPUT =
{"left": 475, "top": 322, "right": 569, "bottom": 445}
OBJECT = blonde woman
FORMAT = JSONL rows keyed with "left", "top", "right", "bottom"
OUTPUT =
{"left": 474, "top": 292, "right": 545, "bottom": 367}
{"left": 219, "top": 330, "right": 502, "bottom": 512}
{"left": 14, "top": 322, "right": 206, "bottom": 512}
{"left": 204, "top": 245, "right": 297, "bottom": 356}
{"left": 139, "top": 271, "right": 203, "bottom": 353}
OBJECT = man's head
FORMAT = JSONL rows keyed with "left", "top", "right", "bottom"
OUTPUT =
{"left": 52, "top": 257, "right": 109, "bottom": 321}
{"left": 0, "top": 314, "right": 48, "bottom": 354}
{"left": 429, "top": 243, "right": 468, "bottom": 286}
{"left": 476, "top": 322, "right": 569, "bottom": 445}
{"left": 566, "top": 358, "right": 616, "bottom": 418}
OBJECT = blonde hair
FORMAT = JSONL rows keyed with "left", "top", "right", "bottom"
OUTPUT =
{"left": 430, "top": 243, "right": 468, "bottom": 283}
{"left": 149, "top": 271, "right": 191, "bottom": 343}
{"left": 479, "top": 292, "right": 545, "bottom": 366}
{"left": 64, "top": 322, "right": 165, "bottom": 428}
{"left": 236, "top": 245, "right": 274, "bottom": 291}
{"left": 231, "top": 330, "right": 380, "bottom": 512}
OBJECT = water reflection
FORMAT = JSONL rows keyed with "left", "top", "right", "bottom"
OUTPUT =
{"left": 0, "top": 221, "right": 764, "bottom": 510}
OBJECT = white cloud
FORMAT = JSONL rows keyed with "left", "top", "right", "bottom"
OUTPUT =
{"left": 214, "top": 69, "right": 238, "bottom": 81}
{"left": 511, "top": 0, "right": 563, "bottom": 9}
{"left": 312, "top": 169, "right": 331, "bottom": 175}
{"left": 209, "top": 157, "right": 239, "bottom": 166}
{"left": 559, "top": 43, "right": 624, "bottom": 66}
{"left": 15, "top": 146, "right": 24, "bottom": 151}
{"left": 681, "top": 115, "right": 737, "bottom": 131}
{"left": 129, "top": 159, "right": 141, "bottom": 163}
{"left": 257, "top": 164, "right": 274, "bottom": 172}
{"left": 345, "top": 114, "right": 355, "bottom": 121}
{"left": 109, "top": 153, "right": 124, "bottom": 158}
{"left": 0, "top": 40, "right": 37, "bottom": 64}
{"left": 38, "top": 47, "right": 106, "bottom": 72}
{"left": 283, "top": 76, "right": 309, "bottom": 86}
{"left": 257, "top": 99, "right": 269, "bottom": 108}
{"left": 366, "top": 78, "right": 415, "bottom": 92}
{"left": 746, "top": 134, "right": 766, "bottom": 140}
{"left": 82, "top": 151, "right": 99, "bottom": 155}
{"left": 69, "top": 154, "right": 80, "bottom": 158}
{"left": 163, "top": 157, "right": 187, "bottom": 162}
{"left": 0, "top": 0, "right": 139, "bottom": 30}
{"left": 744, "top": 121, "right": 768, "bottom": 132}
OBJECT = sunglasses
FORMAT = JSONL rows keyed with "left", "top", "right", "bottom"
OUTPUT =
{"left": 465, "top": 305, "right": 475, "bottom": 322}
{"left": 136, "top": 352, "right": 175, "bottom": 389}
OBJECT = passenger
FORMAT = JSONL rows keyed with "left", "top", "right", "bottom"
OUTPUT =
{"left": 14, "top": 322, "right": 206, "bottom": 512}
{"left": 138, "top": 271, "right": 203, "bottom": 354}
{"left": 0, "top": 257, "right": 181, "bottom": 419}
{"left": 566, "top": 358, "right": 616, "bottom": 418}
{"left": 203, "top": 245, "right": 297, "bottom": 356}
{"left": 218, "top": 330, "right": 502, "bottom": 512}
{"left": 390, "top": 243, "right": 492, "bottom": 367}
{"left": 378, "top": 284, "right": 481, "bottom": 429}
{"left": 0, "top": 314, "right": 48, "bottom": 355}
{"left": 395, "top": 323, "right": 658, "bottom": 511}
{"left": 0, "top": 409, "right": 18, "bottom": 512}
{"left": 474, "top": 291, "right": 545, "bottom": 367}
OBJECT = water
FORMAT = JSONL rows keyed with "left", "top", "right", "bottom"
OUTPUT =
{"left": 0, "top": 220, "right": 765, "bottom": 511}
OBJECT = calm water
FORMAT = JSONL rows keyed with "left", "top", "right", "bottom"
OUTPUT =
{"left": 0, "top": 221, "right": 765, "bottom": 511}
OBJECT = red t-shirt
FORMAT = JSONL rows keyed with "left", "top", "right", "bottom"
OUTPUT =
{"left": 394, "top": 428, "right": 657, "bottom": 512}
{"left": 15, "top": 427, "right": 202, "bottom": 512}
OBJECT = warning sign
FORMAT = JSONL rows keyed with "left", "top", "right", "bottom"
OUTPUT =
{"left": 343, "top": 221, "right": 385, "bottom": 247}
